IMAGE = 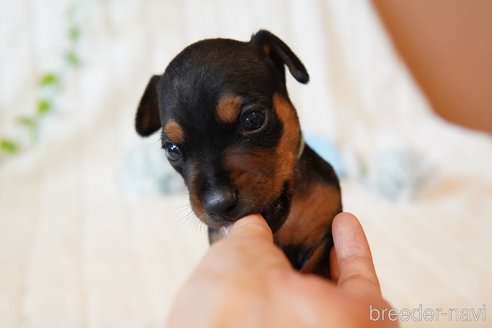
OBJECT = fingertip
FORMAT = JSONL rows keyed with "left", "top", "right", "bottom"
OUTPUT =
{"left": 332, "top": 212, "right": 360, "bottom": 231}
{"left": 228, "top": 213, "right": 273, "bottom": 242}
{"left": 332, "top": 212, "right": 367, "bottom": 255}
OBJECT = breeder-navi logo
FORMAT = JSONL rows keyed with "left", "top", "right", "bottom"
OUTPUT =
{"left": 369, "top": 304, "right": 487, "bottom": 322}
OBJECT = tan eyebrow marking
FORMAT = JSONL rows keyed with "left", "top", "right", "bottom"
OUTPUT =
{"left": 164, "top": 119, "right": 184, "bottom": 144}
{"left": 216, "top": 95, "right": 242, "bottom": 124}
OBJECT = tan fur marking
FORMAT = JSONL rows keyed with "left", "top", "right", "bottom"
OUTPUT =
{"left": 190, "top": 192, "right": 205, "bottom": 220}
{"left": 276, "top": 183, "right": 341, "bottom": 247}
{"left": 217, "top": 95, "right": 242, "bottom": 124}
{"left": 225, "top": 148, "right": 279, "bottom": 210}
{"left": 273, "top": 94, "right": 301, "bottom": 184}
{"left": 164, "top": 120, "right": 184, "bottom": 144}
{"left": 224, "top": 94, "right": 301, "bottom": 213}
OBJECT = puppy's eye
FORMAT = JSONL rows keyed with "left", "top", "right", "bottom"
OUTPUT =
{"left": 241, "top": 110, "right": 266, "bottom": 132}
{"left": 163, "top": 143, "right": 182, "bottom": 161}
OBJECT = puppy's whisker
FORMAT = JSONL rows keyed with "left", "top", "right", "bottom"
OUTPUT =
{"left": 176, "top": 207, "right": 206, "bottom": 234}
{"left": 176, "top": 206, "right": 192, "bottom": 217}
{"left": 176, "top": 208, "right": 195, "bottom": 222}
{"left": 174, "top": 202, "right": 190, "bottom": 210}
{"left": 181, "top": 209, "right": 196, "bottom": 223}
{"left": 190, "top": 215, "right": 206, "bottom": 233}
{"left": 175, "top": 202, "right": 195, "bottom": 224}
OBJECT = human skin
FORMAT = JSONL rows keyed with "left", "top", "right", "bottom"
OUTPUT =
{"left": 166, "top": 212, "right": 399, "bottom": 328}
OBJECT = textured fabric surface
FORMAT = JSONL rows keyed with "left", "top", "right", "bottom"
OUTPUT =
{"left": 1, "top": 1, "right": 491, "bottom": 327}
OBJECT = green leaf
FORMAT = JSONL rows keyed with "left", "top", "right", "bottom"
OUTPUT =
{"left": 17, "top": 116, "right": 36, "bottom": 128}
{"left": 68, "top": 26, "right": 80, "bottom": 41}
{"left": 0, "top": 139, "right": 20, "bottom": 154}
{"left": 37, "top": 99, "right": 52, "bottom": 115}
{"left": 65, "top": 51, "right": 80, "bottom": 66}
{"left": 39, "top": 73, "right": 59, "bottom": 86}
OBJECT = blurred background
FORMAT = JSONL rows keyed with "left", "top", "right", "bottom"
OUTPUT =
{"left": 1, "top": 0, "right": 491, "bottom": 327}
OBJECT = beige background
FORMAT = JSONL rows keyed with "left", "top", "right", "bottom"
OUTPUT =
{"left": 1, "top": 0, "right": 491, "bottom": 327}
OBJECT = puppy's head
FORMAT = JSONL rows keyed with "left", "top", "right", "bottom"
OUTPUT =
{"left": 135, "top": 30, "right": 309, "bottom": 232}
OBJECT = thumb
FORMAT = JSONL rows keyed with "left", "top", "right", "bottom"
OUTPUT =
{"left": 228, "top": 213, "right": 274, "bottom": 243}
{"left": 332, "top": 212, "right": 381, "bottom": 296}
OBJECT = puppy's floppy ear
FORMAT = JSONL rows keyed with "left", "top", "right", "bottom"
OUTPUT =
{"left": 135, "top": 75, "right": 161, "bottom": 136}
{"left": 250, "top": 30, "right": 309, "bottom": 84}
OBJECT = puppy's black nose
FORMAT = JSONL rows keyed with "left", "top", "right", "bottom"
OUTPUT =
{"left": 203, "top": 189, "right": 238, "bottom": 219}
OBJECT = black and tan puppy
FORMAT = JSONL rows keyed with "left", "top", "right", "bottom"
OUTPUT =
{"left": 135, "top": 30, "right": 342, "bottom": 277}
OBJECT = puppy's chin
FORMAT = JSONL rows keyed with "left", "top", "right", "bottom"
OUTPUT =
{"left": 194, "top": 214, "right": 234, "bottom": 230}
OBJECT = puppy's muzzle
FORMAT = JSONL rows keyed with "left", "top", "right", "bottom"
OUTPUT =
{"left": 202, "top": 188, "right": 239, "bottom": 221}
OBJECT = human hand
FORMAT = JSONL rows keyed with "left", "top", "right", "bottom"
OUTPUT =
{"left": 166, "top": 212, "right": 398, "bottom": 327}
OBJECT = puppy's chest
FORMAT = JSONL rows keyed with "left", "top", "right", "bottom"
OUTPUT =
{"left": 273, "top": 183, "right": 340, "bottom": 268}
{"left": 273, "top": 201, "right": 331, "bottom": 250}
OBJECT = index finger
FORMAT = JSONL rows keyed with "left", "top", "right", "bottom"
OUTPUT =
{"left": 332, "top": 212, "right": 381, "bottom": 296}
